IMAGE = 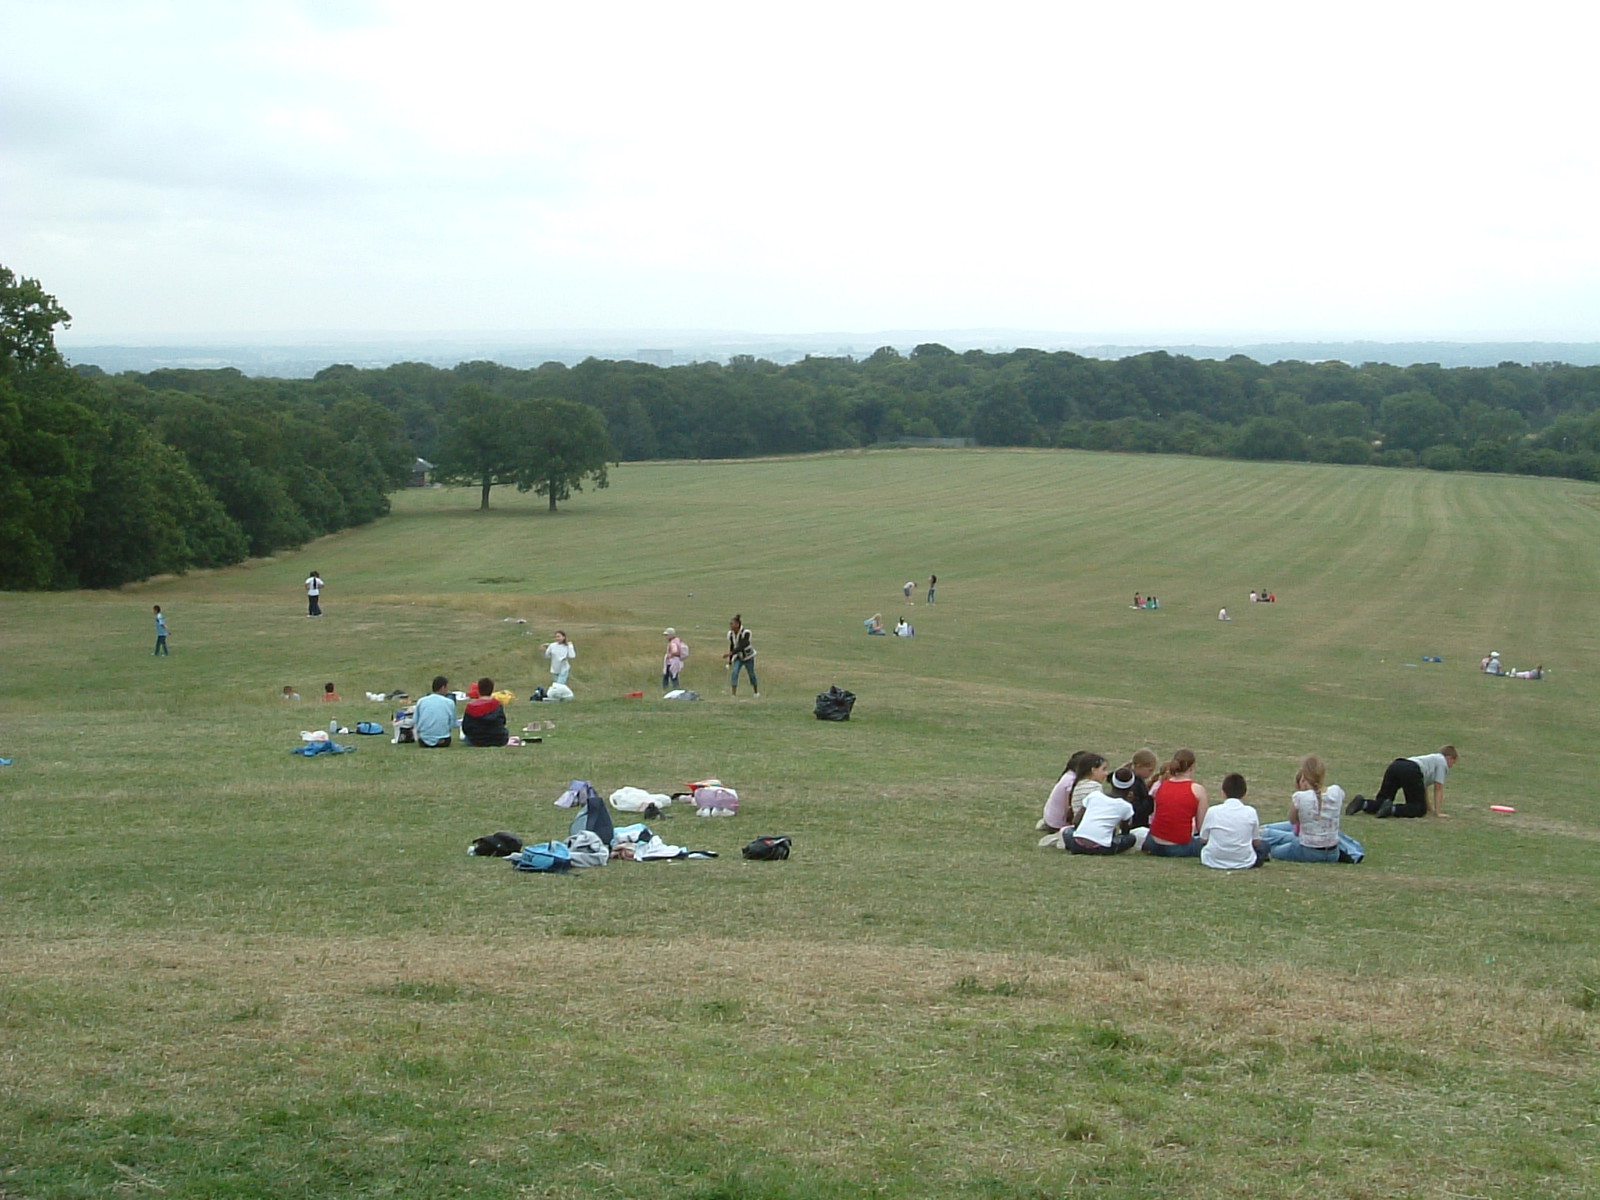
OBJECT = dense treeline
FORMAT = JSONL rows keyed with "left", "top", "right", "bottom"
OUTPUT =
{"left": 327, "top": 344, "right": 1600, "bottom": 480}
{"left": 1, "top": 268, "right": 408, "bottom": 590}
{"left": 10, "top": 258, "right": 1600, "bottom": 591}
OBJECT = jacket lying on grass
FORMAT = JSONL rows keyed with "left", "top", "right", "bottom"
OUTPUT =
{"left": 289, "top": 741, "right": 354, "bottom": 756}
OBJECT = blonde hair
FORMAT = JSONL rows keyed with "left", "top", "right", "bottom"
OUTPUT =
{"left": 1298, "top": 754, "right": 1327, "bottom": 814}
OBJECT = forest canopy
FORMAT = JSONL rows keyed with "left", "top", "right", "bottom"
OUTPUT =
{"left": 8, "top": 261, "right": 1600, "bottom": 590}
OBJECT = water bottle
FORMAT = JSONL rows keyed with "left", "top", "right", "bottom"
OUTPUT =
{"left": 329, "top": 718, "right": 338, "bottom": 736}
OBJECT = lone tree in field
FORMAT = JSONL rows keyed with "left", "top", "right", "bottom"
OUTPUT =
{"left": 435, "top": 388, "right": 613, "bottom": 511}
{"left": 516, "top": 397, "right": 613, "bottom": 512}
{"left": 434, "top": 385, "right": 531, "bottom": 509}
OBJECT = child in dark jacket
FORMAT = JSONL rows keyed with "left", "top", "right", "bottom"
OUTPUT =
{"left": 461, "top": 677, "right": 509, "bottom": 746}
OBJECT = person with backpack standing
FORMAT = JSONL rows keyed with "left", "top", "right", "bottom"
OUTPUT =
{"left": 662, "top": 628, "right": 688, "bottom": 690}
{"left": 725, "top": 615, "right": 758, "bottom": 697}
{"left": 152, "top": 605, "right": 169, "bottom": 656}
{"left": 305, "top": 571, "right": 324, "bottom": 617}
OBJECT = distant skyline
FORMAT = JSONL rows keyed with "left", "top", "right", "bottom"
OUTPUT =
{"left": 5, "top": 1, "right": 1597, "bottom": 343}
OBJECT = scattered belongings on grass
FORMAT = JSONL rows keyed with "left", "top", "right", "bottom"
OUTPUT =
{"left": 741, "top": 836, "right": 792, "bottom": 860}
{"left": 468, "top": 832, "right": 523, "bottom": 857}
{"left": 663, "top": 689, "right": 701, "bottom": 700}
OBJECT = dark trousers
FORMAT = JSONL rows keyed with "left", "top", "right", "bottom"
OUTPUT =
{"left": 1375, "top": 758, "right": 1428, "bottom": 817}
{"left": 1070, "top": 833, "right": 1137, "bottom": 855}
{"left": 308, "top": 594, "right": 321, "bottom": 616}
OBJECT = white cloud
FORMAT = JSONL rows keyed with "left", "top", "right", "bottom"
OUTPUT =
{"left": 3, "top": 0, "right": 1597, "bottom": 339}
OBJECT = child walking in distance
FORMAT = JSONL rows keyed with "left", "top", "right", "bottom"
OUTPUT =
{"left": 152, "top": 606, "right": 169, "bottom": 655}
{"left": 305, "top": 571, "right": 324, "bottom": 617}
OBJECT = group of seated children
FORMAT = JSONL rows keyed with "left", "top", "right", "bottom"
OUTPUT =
{"left": 1038, "top": 748, "right": 1353, "bottom": 868}
{"left": 1131, "top": 593, "right": 1160, "bottom": 609}
{"left": 1249, "top": 589, "right": 1277, "bottom": 603}
{"left": 405, "top": 675, "right": 513, "bottom": 748}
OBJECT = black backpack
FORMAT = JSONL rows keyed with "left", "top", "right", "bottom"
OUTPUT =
{"left": 742, "top": 836, "right": 793, "bottom": 861}
{"left": 813, "top": 685, "right": 856, "bottom": 721}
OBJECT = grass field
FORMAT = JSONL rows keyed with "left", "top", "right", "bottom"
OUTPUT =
{"left": 2, "top": 448, "right": 1597, "bottom": 1199}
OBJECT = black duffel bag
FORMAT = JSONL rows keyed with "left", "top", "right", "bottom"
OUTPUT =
{"left": 813, "top": 685, "right": 856, "bottom": 721}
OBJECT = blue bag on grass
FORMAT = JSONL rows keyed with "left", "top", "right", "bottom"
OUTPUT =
{"left": 354, "top": 721, "right": 384, "bottom": 735}
{"left": 512, "top": 841, "right": 572, "bottom": 872}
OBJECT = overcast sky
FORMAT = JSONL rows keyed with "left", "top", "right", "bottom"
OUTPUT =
{"left": 3, "top": 0, "right": 1596, "bottom": 344}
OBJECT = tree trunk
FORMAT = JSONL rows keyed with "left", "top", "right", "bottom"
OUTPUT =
{"left": 548, "top": 480, "right": 557, "bottom": 512}
{"left": 480, "top": 477, "right": 491, "bottom": 510}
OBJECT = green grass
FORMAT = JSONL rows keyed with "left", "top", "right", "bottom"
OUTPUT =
{"left": 2, "top": 448, "right": 1597, "bottom": 1199}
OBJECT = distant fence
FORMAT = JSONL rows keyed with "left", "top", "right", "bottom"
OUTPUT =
{"left": 886, "top": 436, "right": 973, "bottom": 448}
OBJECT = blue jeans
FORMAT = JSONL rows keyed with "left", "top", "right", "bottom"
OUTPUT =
{"left": 731, "top": 658, "right": 758, "bottom": 691}
{"left": 1261, "top": 822, "right": 1339, "bottom": 862}
{"left": 1142, "top": 837, "right": 1203, "bottom": 857}
{"left": 553, "top": 666, "right": 570, "bottom": 685}
{"left": 153, "top": 636, "right": 168, "bottom": 656}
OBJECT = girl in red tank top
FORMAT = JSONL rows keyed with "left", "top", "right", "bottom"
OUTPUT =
{"left": 1144, "top": 749, "right": 1210, "bottom": 855}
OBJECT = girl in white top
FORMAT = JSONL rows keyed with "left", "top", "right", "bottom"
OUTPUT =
{"left": 1259, "top": 755, "right": 1344, "bottom": 863}
{"left": 1067, "top": 754, "right": 1137, "bottom": 855}
{"left": 542, "top": 631, "right": 576, "bottom": 684}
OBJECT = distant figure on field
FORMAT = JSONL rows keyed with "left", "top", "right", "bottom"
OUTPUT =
{"left": 281, "top": 685, "right": 300, "bottom": 701}
{"left": 1218, "top": 607, "right": 1230, "bottom": 621}
{"left": 894, "top": 617, "right": 913, "bottom": 637}
{"left": 1510, "top": 664, "right": 1545, "bottom": 679}
{"left": 927, "top": 574, "right": 937, "bottom": 604}
{"left": 461, "top": 676, "right": 509, "bottom": 746}
{"left": 305, "top": 571, "right": 324, "bottom": 617}
{"left": 662, "top": 628, "right": 687, "bottom": 690}
{"left": 542, "top": 631, "right": 576, "bottom": 685}
{"left": 1199, "top": 773, "right": 1267, "bottom": 869}
{"left": 864, "top": 613, "right": 886, "bottom": 635}
{"left": 413, "top": 674, "right": 457, "bottom": 748}
{"left": 322, "top": 682, "right": 340, "bottom": 703}
{"left": 1249, "top": 590, "right": 1258, "bottom": 603}
{"left": 1347, "top": 745, "right": 1457, "bottom": 819}
{"left": 1260, "top": 755, "right": 1345, "bottom": 863}
{"left": 903, "top": 580, "right": 916, "bottom": 599}
{"left": 725, "top": 614, "right": 758, "bottom": 697}
{"left": 1132, "top": 593, "right": 1143, "bottom": 609}
{"left": 152, "top": 605, "right": 169, "bottom": 656}
{"left": 1481, "top": 651, "right": 1503, "bottom": 675}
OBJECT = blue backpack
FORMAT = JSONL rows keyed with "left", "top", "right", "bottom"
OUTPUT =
{"left": 512, "top": 840, "right": 572, "bottom": 872}
{"left": 354, "top": 721, "right": 385, "bottom": 735}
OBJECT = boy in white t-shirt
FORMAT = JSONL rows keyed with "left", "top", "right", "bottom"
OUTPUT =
{"left": 1199, "top": 773, "right": 1267, "bottom": 869}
